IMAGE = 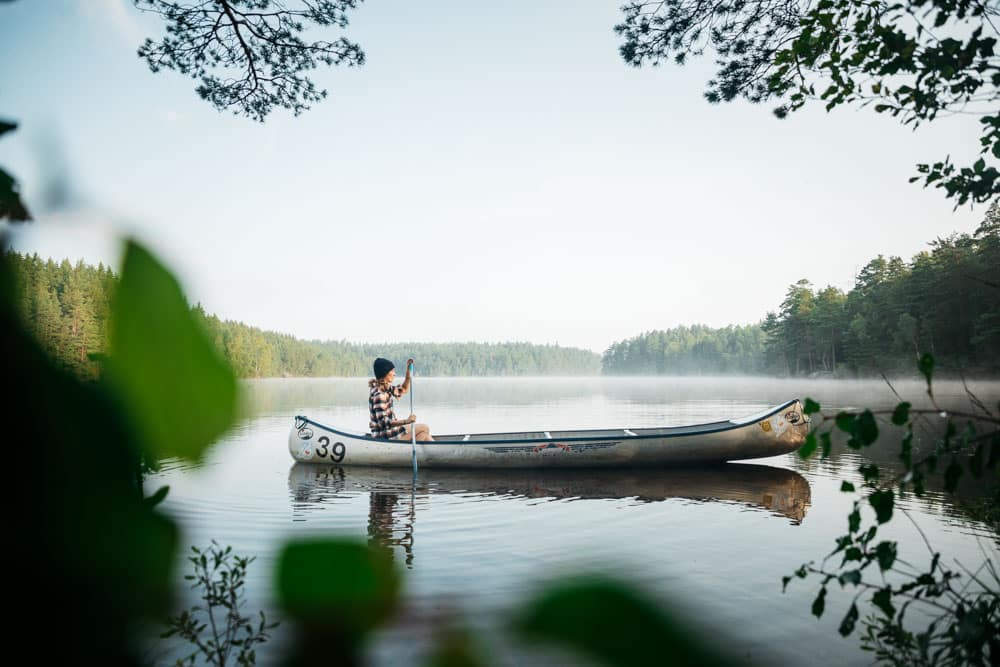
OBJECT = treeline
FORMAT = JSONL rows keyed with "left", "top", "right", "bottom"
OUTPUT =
{"left": 602, "top": 203, "right": 1000, "bottom": 377}
{"left": 602, "top": 324, "right": 767, "bottom": 375}
{"left": 11, "top": 256, "right": 115, "bottom": 379}
{"left": 762, "top": 206, "right": 999, "bottom": 376}
{"left": 190, "top": 308, "right": 601, "bottom": 377}
{"left": 7, "top": 252, "right": 600, "bottom": 378}
{"left": 11, "top": 203, "right": 998, "bottom": 380}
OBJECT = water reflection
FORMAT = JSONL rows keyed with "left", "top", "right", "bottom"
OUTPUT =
{"left": 288, "top": 463, "right": 813, "bottom": 552}
{"left": 368, "top": 489, "right": 416, "bottom": 568}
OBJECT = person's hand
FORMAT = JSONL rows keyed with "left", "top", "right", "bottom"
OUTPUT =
{"left": 405, "top": 358, "right": 414, "bottom": 377}
{"left": 408, "top": 414, "right": 417, "bottom": 424}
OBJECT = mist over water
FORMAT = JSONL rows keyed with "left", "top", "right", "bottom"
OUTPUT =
{"left": 147, "top": 377, "right": 1000, "bottom": 665}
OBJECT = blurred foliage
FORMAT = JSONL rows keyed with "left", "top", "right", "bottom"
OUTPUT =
{"left": 790, "top": 355, "right": 1000, "bottom": 665}
{"left": 164, "top": 542, "right": 278, "bottom": 666}
{"left": 276, "top": 539, "right": 400, "bottom": 666}
{"left": 514, "top": 578, "right": 734, "bottom": 666}
{"left": 5, "top": 238, "right": 178, "bottom": 663}
{"left": 615, "top": 0, "right": 999, "bottom": 205}
{"left": 0, "top": 119, "right": 30, "bottom": 221}
{"left": 134, "top": 0, "right": 365, "bottom": 121}
{"left": 107, "top": 240, "right": 238, "bottom": 461}
{"left": 424, "top": 625, "right": 489, "bottom": 667}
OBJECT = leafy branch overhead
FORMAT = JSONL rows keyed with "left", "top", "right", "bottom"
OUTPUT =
{"left": 135, "top": 0, "right": 365, "bottom": 122}
{"left": 616, "top": 0, "right": 1000, "bottom": 206}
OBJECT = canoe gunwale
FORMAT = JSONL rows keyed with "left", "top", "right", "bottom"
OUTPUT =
{"left": 293, "top": 398, "right": 804, "bottom": 446}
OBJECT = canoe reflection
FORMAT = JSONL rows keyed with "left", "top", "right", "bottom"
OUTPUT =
{"left": 287, "top": 462, "right": 811, "bottom": 525}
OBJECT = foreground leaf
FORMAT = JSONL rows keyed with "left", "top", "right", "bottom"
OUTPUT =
{"left": 277, "top": 539, "right": 400, "bottom": 640}
{"left": 108, "top": 239, "right": 238, "bottom": 461}
{"left": 514, "top": 577, "right": 731, "bottom": 666}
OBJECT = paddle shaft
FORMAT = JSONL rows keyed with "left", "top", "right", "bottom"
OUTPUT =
{"left": 409, "top": 361, "right": 417, "bottom": 475}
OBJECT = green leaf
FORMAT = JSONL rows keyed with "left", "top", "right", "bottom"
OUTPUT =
{"left": 918, "top": 353, "right": 935, "bottom": 388}
{"left": 277, "top": 539, "right": 399, "bottom": 640}
{"left": 849, "top": 507, "right": 861, "bottom": 532}
{"left": 872, "top": 588, "right": 895, "bottom": 618}
{"left": 838, "top": 570, "right": 862, "bottom": 586}
{"left": 144, "top": 485, "right": 170, "bottom": 508}
{"left": 859, "top": 464, "right": 880, "bottom": 483}
{"left": 838, "top": 603, "right": 859, "bottom": 636}
{"left": 513, "top": 577, "right": 731, "bottom": 667}
{"left": 875, "top": 541, "right": 897, "bottom": 571}
{"left": 804, "top": 397, "right": 821, "bottom": 415}
{"left": 836, "top": 412, "right": 855, "bottom": 433}
{"left": 798, "top": 432, "right": 818, "bottom": 459}
{"left": 891, "top": 402, "right": 911, "bottom": 426}
{"left": 900, "top": 431, "right": 913, "bottom": 468}
{"left": 857, "top": 410, "right": 878, "bottom": 445}
{"left": 0, "top": 166, "right": 31, "bottom": 222}
{"left": 869, "top": 490, "right": 894, "bottom": 524}
{"left": 840, "top": 481, "right": 855, "bottom": 492}
{"left": 812, "top": 586, "right": 827, "bottom": 618}
{"left": 820, "top": 431, "right": 833, "bottom": 459}
{"left": 944, "top": 457, "right": 963, "bottom": 493}
{"left": 843, "top": 547, "right": 863, "bottom": 564}
{"left": 107, "top": 240, "right": 238, "bottom": 461}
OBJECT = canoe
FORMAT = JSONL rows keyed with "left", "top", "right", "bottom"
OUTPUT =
{"left": 288, "top": 398, "right": 810, "bottom": 468}
{"left": 287, "top": 463, "right": 812, "bottom": 523}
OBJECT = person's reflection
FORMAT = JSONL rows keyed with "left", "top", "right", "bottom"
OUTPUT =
{"left": 367, "top": 490, "right": 415, "bottom": 568}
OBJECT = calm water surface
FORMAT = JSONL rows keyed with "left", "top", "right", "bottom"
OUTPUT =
{"left": 147, "top": 377, "right": 1000, "bottom": 665}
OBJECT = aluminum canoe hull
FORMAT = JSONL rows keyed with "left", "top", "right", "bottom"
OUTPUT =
{"left": 288, "top": 399, "right": 810, "bottom": 468}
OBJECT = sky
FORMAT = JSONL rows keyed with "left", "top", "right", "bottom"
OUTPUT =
{"left": 0, "top": 0, "right": 991, "bottom": 353}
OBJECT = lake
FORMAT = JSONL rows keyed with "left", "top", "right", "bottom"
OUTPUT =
{"left": 146, "top": 376, "right": 1000, "bottom": 665}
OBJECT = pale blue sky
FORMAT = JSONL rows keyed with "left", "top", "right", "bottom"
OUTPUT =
{"left": 0, "top": 0, "right": 989, "bottom": 352}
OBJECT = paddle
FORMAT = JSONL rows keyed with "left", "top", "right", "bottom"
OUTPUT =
{"left": 409, "top": 359, "right": 417, "bottom": 475}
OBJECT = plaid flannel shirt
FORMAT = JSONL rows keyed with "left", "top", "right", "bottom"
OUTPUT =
{"left": 369, "top": 380, "right": 407, "bottom": 439}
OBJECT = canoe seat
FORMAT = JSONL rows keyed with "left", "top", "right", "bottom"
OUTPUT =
{"left": 624, "top": 429, "right": 637, "bottom": 436}
{"left": 462, "top": 434, "right": 470, "bottom": 441}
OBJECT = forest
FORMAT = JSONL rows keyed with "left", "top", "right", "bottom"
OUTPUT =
{"left": 604, "top": 203, "right": 1000, "bottom": 376}
{"left": 8, "top": 203, "right": 998, "bottom": 379}
{"left": 5, "top": 252, "right": 600, "bottom": 378}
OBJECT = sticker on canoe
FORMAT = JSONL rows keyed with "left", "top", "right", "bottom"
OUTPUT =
{"left": 484, "top": 441, "right": 620, "bottom": 455}
{"left": 759, "top": 420, "right": 772, "bottom": 432}
{"left": 533, "top": 442, "right": 571, "bottom": 454}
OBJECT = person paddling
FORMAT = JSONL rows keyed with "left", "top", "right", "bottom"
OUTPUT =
{"left": 369, "top": 357, "right": 433, "bottom": 441}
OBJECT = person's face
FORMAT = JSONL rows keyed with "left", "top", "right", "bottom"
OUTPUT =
{"left": 385, "top": 368, "right": 396, "bottom": 383}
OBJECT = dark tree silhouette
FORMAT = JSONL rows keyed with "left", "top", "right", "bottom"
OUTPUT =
{"left": 616, "top": 0, "right": 1000, "bottom": 206}
{"left": 135, "top": 0, "right": 366, "bottom": 122}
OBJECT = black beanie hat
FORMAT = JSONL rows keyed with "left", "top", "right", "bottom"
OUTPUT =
{"left": 373, "top": 357, "right": 394, "bottom": 379}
